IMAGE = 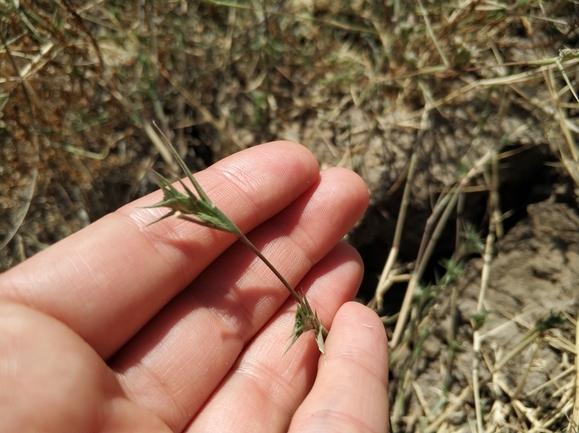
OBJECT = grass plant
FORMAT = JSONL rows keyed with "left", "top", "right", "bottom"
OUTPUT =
{"left": 146, "top": 126, "right": 327, "bottom": 353}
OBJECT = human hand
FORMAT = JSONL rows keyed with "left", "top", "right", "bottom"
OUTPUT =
{"left": 0, "top": 141, "right": 389, "bottom": 433}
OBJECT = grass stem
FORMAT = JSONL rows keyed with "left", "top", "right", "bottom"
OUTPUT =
{"left": 147, "top": 124, "right": 328, "bottom": 352}
{"left": 238, "top": 234, "right": 302, "bottom": 304}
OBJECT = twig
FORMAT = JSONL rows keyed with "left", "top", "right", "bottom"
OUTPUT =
{"left": 472, "top": 151, "right": 498, "bottom": 433}
{"left": 390, "top": 147, "right": 497, "bottom": 349}
{"left": 390, "top": 187, "right": 459, "bottom": 349}
{"left": 374, "top": 152, "right": 417, "bottom": 309}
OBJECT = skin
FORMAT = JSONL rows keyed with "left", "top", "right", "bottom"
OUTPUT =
{"left": 0, "top": 141, "right": 389, "bottom": 433}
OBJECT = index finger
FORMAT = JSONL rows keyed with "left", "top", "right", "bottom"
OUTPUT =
{"left": 0, "top": 141, "right": 320, "bottom": 359}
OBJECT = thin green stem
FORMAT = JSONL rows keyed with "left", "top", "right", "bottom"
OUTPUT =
{"left": 238, "top": 233, "right": 302, "bottom": 303}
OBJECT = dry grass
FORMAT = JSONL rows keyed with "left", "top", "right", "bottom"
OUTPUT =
{"left": 1, "top": 1, "right": 578, "bottom": 431}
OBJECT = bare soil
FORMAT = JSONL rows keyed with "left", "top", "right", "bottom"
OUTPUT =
{"left": 388, "top": 199, "right": 579, "bottom": 431}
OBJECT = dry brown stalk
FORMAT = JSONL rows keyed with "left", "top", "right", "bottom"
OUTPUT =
{"left": 374, "top": 152, "right": 417, "bottom": 310}
{"left": 390, "top": 147, "right": 497, "bottom": 350}
{"left": 472, "top": 153, "right": 499, "bottom": 433}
